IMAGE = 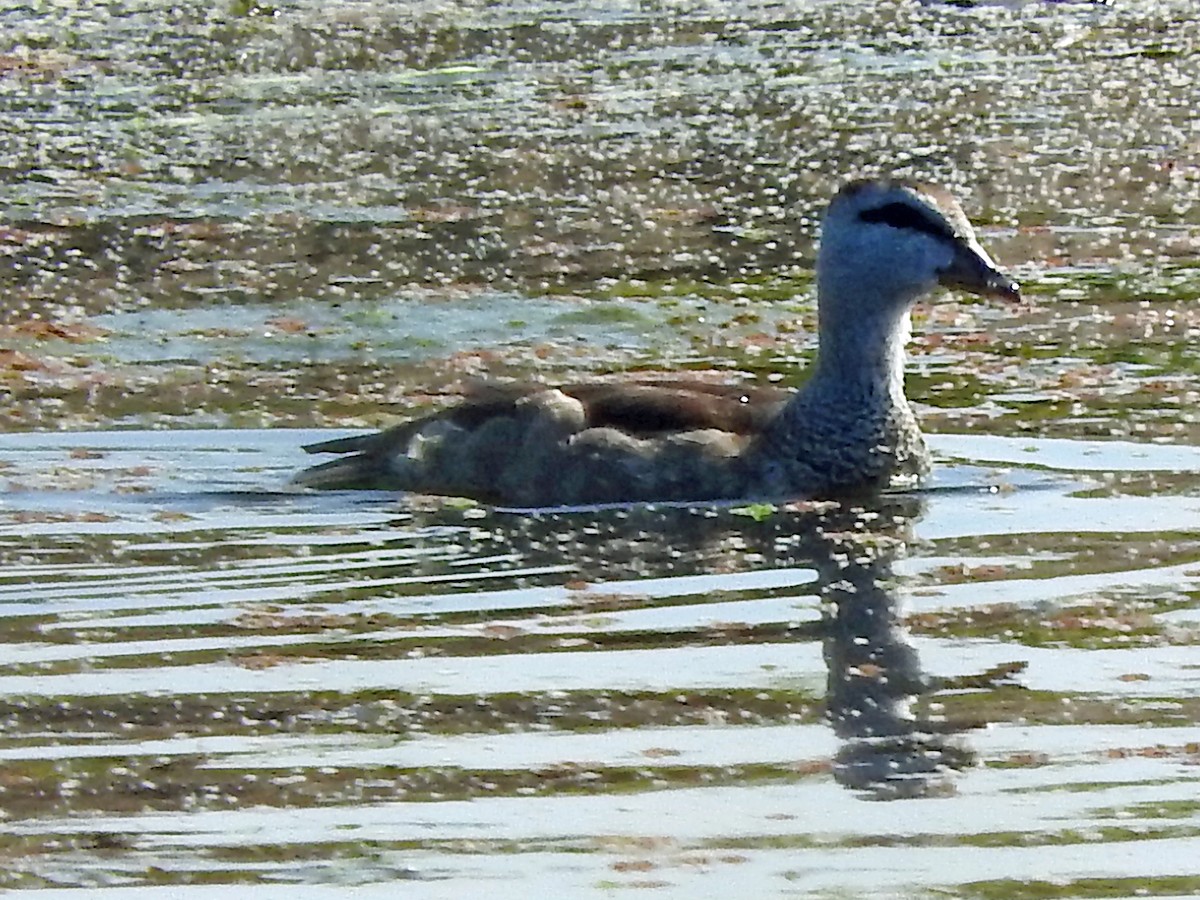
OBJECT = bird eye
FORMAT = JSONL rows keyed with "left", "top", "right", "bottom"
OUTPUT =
{"left": 859, "top": 203, "right": 955, "bottom": 241}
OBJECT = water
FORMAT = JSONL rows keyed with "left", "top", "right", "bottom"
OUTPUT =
{"left": 1, "top": 429, "right": 1197, "bottom": 895}
{"left": 1, "top": 0, "right": 1199, "bottom": 896}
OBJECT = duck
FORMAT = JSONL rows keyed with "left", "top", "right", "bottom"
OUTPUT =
{"left": 295, "top": 179, "right": 1020, "bottom": 506}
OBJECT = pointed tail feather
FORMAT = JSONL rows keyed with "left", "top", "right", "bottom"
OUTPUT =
{"left": 292, "top": 454, "right": 385, "bottom": 490}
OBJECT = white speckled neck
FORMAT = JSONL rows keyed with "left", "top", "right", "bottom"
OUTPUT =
{"left": 812, "top": 288, "right": 913, "bottom": 402}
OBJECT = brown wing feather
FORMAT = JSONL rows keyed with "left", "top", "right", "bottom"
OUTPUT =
{"left": 303, "top": 378, "right": 791, "bottom": 457}
{"left": 567, "top": 383, "right": 787, "bottom": 435}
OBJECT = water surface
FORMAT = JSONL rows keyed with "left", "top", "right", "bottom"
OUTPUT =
{"left": 1, "top": 0, "right": 1199, "bottom": 895}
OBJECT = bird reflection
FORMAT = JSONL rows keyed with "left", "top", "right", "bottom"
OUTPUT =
{"left": 813, "top": 522, "right": 976, "bottom": 799}
{"left": 385, "top": 493, "right": 982, "bottom": 799}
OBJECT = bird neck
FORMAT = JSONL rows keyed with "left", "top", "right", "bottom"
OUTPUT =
{"left": 810, "top": 287, "right": 914, "bottom": 405}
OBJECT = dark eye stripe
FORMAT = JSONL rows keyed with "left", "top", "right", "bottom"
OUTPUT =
{"left": 859, "top": 202, "right": 956, "bottom": 241}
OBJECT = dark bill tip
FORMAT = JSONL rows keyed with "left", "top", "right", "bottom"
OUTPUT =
{"left": 988, "top": 273, "right": 1022, "bottom": 304}
{"left": 939, "top": 242, "right": 1022, "bottom": 303}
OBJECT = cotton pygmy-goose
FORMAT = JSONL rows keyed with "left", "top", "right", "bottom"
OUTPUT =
{"left": 296, "top": 179, "right": 1020, "bottom": 505}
